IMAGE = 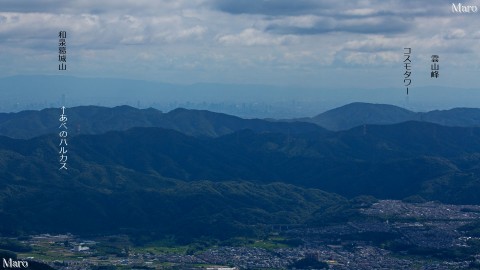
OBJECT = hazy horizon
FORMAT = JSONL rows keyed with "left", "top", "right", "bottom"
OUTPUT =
{"left": 0, "top": 74, "right": 479, "bottom": 119}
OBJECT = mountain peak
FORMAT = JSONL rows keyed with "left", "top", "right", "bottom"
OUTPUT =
{"left": 310, "top": 102, "right": 415, "bottom": 131}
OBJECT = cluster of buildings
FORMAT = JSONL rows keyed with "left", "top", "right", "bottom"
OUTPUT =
{"left": 9, "top": 200, "right": 480, "bottom": 269}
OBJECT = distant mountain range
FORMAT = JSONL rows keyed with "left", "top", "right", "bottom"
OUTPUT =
{"left": 0, "top": 106, "right": 324, "bottom": 139}
{"left": 1, "top": 103, "right": 480, "bottom": 240}
{"left": 1, "top": 102, "right": 480, "bottom": 139}
{"left": 300, "top": 102, "right": 480, "bottom": 130}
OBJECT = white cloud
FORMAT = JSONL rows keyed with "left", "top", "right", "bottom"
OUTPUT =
{"left": 445, "top": 28, "right": 467, "bottom": 39}
{"left": 342, "top": 8, "right": 378, "bottom": 16}
{"left": 343, "top": 36, "right": 400, "bottom": 52}
{"left": 176, "top": 25, "right": 207, "bottom": 40}
{"left": 217, "top": 28, "right": 296, "bottom": 46}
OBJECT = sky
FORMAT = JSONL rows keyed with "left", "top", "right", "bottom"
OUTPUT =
{"left": 1, "top": 0, "right": 480, "bottom": 90}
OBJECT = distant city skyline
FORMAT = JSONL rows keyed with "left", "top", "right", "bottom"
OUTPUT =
{"left": 1, "top": 0, "right": 480, "bottom": 91}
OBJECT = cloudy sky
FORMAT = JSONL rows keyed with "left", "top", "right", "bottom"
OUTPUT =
{"left": 1, "top": 0, "right": 480, "bottom": 89}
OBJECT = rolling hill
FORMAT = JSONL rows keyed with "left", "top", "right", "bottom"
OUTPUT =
{"left": 1, "top": 122, "right": 480, "bottom": 204}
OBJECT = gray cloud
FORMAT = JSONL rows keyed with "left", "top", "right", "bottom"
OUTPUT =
{"left": 0, "top": 0, "right": 202, "bottom": 15}
{"left": 210, "top": 0, "right": 333, "bottom": 16}
{"left": 266, "top": 17, "right": 411, "bottom": 35}
{"left": 0, "top": 0, "right": 70, "bottom": 13}
{"left": 210, "top": 0, "right": 442, "bottom": 35}
{"left": 210, "top": 0, "right": 454, "bottom": 18}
